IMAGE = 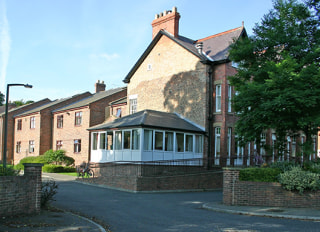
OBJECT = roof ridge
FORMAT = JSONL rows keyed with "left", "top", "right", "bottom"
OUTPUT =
{"left": 196, "top": 26, "right": 243, "bottom": 43}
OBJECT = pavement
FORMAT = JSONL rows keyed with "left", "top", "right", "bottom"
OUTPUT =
{"left": 0, "top": 173, "right": 319, "bottom": 232}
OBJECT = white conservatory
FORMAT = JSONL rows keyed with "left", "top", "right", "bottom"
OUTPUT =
{"left": 88, "top": 110, "right": 205, "bottom": 164}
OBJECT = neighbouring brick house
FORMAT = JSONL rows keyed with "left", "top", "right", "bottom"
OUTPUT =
{"left": 88, "top": 7, "right": 246, "bottom": 167}
{"left": 0, "top": 98, "right": 51, "bottom": 164}
{"left": 13, "top": 92, "right": 92, "bottom": 164}
{"left": 52, "top": 82, "right": 126, "bottom": 165}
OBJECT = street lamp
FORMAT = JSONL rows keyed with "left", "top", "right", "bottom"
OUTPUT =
{"left": 2, "top": 83, "right": 33, "bottom": 168}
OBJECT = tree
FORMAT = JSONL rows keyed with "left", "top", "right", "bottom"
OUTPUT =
{"left": 0, "top": 92, "right": 4, "bottom": 106}
{"left": 229, "top": 0, "right": 320, "bottom": 160}
{"left": 13, "top": 100, "right": 34, "bottom": 107}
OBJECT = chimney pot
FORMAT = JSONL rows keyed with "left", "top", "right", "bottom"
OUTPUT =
{"left": 196, "top": 42, "right": 203, "bottom": 54}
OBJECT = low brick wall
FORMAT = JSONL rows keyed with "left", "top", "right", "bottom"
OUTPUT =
{"left": 79, "top": 163, "right": 223, "bottom": 192}
{"left": 0, "top": 163, "right": 43, "bottom": 217}
{"left": 223, "top": 168, "right": 320, "bottom": 208}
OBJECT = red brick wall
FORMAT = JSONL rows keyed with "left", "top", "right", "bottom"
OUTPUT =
{"left": 0, "top": 163, "right": 43, "bottom": 217}
{"left": 223, "top": 168, "right": 320, "bottom": 208}
{"left": 79, "top": 163, "right": 223, "bottom": 192}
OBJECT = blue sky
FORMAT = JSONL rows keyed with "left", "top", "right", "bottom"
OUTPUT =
{"left": 0, "top": 0, "right": 274, "bottom": 102}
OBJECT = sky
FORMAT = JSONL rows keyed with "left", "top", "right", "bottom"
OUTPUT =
{"left": 0, "top": 0, "right": 274, "bottom": 102}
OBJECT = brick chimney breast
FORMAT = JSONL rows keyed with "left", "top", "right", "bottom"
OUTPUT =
{"left": 95, "top": 80, "right": 106, "bottom": 93}
{"left": 151, "top": 6, "right": 180, "bottom": 39}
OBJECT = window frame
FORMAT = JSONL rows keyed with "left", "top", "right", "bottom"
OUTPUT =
{"left": 57, "top": 115, "right": 63, "bottom": 128}
{"left": 56, "top": 140, "right": 63, "bottom": 150}
{"left": 75, "top": 111, "right": 82, "bottom": 126}
{"left": 30, "top": 116, "right": 36, "bottom": 129}
{"left": 16, "top": 141, "right": 21, "bottom": 153}
{"left": 17, "top": 119, "right": 22, "bottom": 131}
{"left": 216, "top": 85, "right": 221, "bottom": 112}
{"left": 74, "top": 139, "right": 81, "bottom": 153}
{"left": 29, "top": 140, "right": 35, "bottom": 153}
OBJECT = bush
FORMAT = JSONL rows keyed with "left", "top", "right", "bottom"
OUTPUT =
{"left": 269, "top": 161, "right": 298, "bottom": 172}
{"left": 14, "top": 155, "right": 48, "bottom": 170}
{"left": 42, "top": 164, "right": 76, "bottom": 173}
{"left": 303, "top": 161, "right": 320, "bottom": 174}
{"left": 41, "top": 180, "right": 58, "bottom": 208}
{"left": 278, "top": 166, "right": 320, "bottom": 194}
{"left": 43, "top": 150, "right": 74, "bottom": 166}
{"left": 239, "top": 167, "right": 282, "bottom": 182}
{"left": 0, "top": 165, "right": 20, "bottom": 176}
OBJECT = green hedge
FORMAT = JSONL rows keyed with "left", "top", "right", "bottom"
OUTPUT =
{"left": 239, "top": 167, "right": 282, "bottom": 182}
{"left": 42, "top": 164, "right": 76, "bottom": 173}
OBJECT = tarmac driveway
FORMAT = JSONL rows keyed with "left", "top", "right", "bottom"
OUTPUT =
{"left": 51, "top": 177, "right": 320, "bottom": 232}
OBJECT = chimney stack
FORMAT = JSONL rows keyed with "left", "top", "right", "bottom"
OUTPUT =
{"left": 195, "top": 42, "right": 203, "bottom": 55}
{"left": 95, "top": 80, "right": 106, "bottom": 93}
{"left": 151, "top": 6, "right": 180, "bottom": 39}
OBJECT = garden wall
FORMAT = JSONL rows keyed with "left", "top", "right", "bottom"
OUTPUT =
{"left": 0, "top": 163, "right": 43, "bottom": 217}
{"left": 223, "top": 168, "right": 320, "bottom": 208}
{"left": 79, "top": 162, "right": 223, "bottom": 192}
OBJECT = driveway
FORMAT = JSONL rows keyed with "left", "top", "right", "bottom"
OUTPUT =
{"left": 50, "top": 177, "right": 319, "bottom": 232}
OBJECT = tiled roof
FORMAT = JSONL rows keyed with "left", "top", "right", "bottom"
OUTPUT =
{"left": 123, "top": 26, "right": 246, "bottom": 83}
{"left": 88, "top": 109, "right": 205, "bottom": 133}
{"left": 109, "top": 97, "right": 127, "bottom": 106}
{"left": 53, "top": 87, "right": 126, "bottom": 113}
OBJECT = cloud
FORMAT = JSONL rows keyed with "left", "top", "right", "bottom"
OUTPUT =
{"left": 90, "top": 52, "right": 120, "bottom": 61}
{"left": 0, "top": 0, "right": 11, "bottom": 94}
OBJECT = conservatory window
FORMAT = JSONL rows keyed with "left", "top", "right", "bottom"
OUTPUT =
{"left": 144, "top": 130, "right": 153, "bottom": 151}
{"left": 185, "top": 134, "right": 193, "bottom": 152}
{"left": 132, "top": 130, "right": 140, "bottom": 150}
{"left": 123, "top": 131, "right": 131, "bottom": 149}
{"left": 175, "top": 133, "right": 184, "bottom": 152}
{"left": 165, "top": 132, "right": 174, "bottom": 151}
{"left": 195, "top": 135, "right": 203, "bottom": 153}
{"left": 100, "top": 132, "right": 106, "bottom": 149}
{"left": 115, "top": 131, "right": 122, "bottom": 150}
{"left": 155, "top": 131, "right": 164, "bottom": 150}
{"left": 106, "top": 131, "right": 114, "bottom": 150}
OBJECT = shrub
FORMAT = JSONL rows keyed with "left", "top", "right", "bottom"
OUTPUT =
{"left": 278, "top": 166, "right": 320, "bottom": 194}
{"left": 43, "top": 150, "right": 74, "bottom": 166}
{"left": 42, "top": 164, "right": 76, "bottom": 173}
{"left": 269, "top": 161, "right": 298, "bottom": 172}
{"left": 239, "top": 167, "right": 282, "bottom": 182}
{"left": 303, "top": 161, "right": 320, "bottom": 174}
{"left": 41, "top": 180, "right": 58, "bottom": 208}
{"left": 0, "top": 165, "right": 20, "bottom": 176}
{"left": 14, "top": 155, "right": 48, "bottom": 170}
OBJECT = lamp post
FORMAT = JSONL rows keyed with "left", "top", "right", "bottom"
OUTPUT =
{"left": 2, "top": 83, "right": 33, "bottom": 168}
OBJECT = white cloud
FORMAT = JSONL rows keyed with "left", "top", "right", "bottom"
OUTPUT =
{"left": 0, "top": 0, "right": 10, "bottom": 94}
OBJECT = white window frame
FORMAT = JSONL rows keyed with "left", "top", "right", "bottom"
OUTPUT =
{"left": 228, "top": 85, "right": 232, "bottom": 112}
{"left": 129, "top": 95, "right": 138, "bottom": 114}
{"left": 216, "top": 85, "right": 221, "bottom": 112}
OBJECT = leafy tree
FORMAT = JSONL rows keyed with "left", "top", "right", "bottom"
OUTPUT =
{"left": 229, "top": 0, "right": 320, "bottom": 160}
{"left": 13, "top": 99, "right": 34, "bottom": 107}
{"left": 0, "top": 92, "right": 4, "bottom": 106}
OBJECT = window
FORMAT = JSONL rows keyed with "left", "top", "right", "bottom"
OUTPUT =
{"left": 16, "top": 141, "right": 21, "bottom": 153}
{"left": 144, "top": 129, "right": 153, "bottom": 151}
{"left": 227, "top": 128, "right": 232, "bottom": 157}
{"left": 107, "top": 132, "right": 114, "bottom": 150}
{"left": 155, "top": 131, "right": 164, "bottom": 150}
{"left": 215, "top": 128, "right": 221, "bottom": 157}
{"left": 115, "top": 131, "right": 122, "bottom": 150}
{"left": 75, "top": 112, "right": 82, "bottom": 126}
{"left": 175, "top": 133, "right": 184, "bottom": 152}
{"left": 228, "top": 85, "right": 232, "bottom": 112}
{"left": 17, "top": 119, "right": 22, "bottom": 130}
{"left": 57, "top": 115, "right": 63, "bottom": 128}
{"left": 74, "top": 139, "right": 81, "bottom": 153}
{"left": 216, "top": 85, "right": 221, "bottom": 112}
{"left": 56, "top": 140, "right": 63, "bottom": 150}
{"left": 260, "top": 133, "right": 266, "bottom": 156}
{"left": 29, "top": 140, "right": 35, "bottom": 153}
{"left": 92, "top": 133, "right": 98, "bottom": 150}
{"left": 195, "top": 135, "right": 203, "bottom": 153}
{"left": 129, "top": 98, "right": 137, "bottom": 114}
{"left": 123, "top": 131, "right": 131, "bottom": 149}
{"left": 165, "top": 132, "right": 174, "bottom": 151}
{"left": 116, "top": 108, "right": 122, "bottom": 118}
{"left": 132, "top": 130, "right": 140, "bottom": 150}
{"left": 100, "top": 133, "right": 106, "bottom": 149}
{"left": 185, "top": 134, "right": 193, "bottom": 152}
{"left": 30, "top": 116, "right": 35, "bottom": 129}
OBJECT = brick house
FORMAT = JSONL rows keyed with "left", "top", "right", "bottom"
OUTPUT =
{"left": 0, "top": 98, "right": 51, "bottom": 164}
{"left": 13, "top": 92, "right": 92, "bottom": 164}
{"left": 88, "top": 7, "right": 247, "bottom": 167}
{"left": 52, "top": 82, "right": 126, "bottom": 165}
